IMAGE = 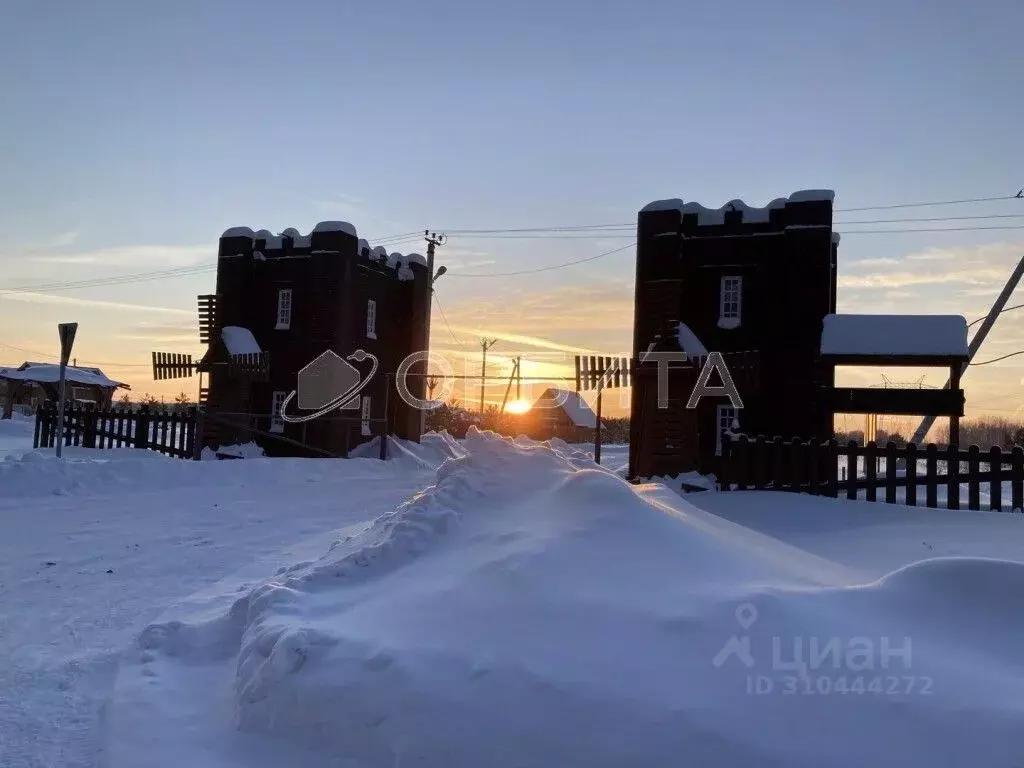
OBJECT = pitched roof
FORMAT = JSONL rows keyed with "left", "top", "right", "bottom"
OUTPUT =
{"left": 0, "top": 362, "right": 127, "bottom": 389}
{"left": 532, "top": 388, "right": 601, "bottom": 428}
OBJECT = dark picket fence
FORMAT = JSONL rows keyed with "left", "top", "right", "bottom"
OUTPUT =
{"left": 34, "top": 403, "right": 199, "bottom": 459}
{"left": 720, "top": 434, "right": 1024, "bottom": 512}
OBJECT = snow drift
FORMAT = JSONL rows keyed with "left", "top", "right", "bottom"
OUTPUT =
{"left": 120, "top": 428, "right": 1024, "bottom": 767}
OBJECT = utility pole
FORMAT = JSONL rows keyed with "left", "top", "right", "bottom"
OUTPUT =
{"left": 500, "top": 357, "right": 521, "bottom": 414}
{"left": 515, "top": 355, "right": 521, "bottom": 401}
{"left": 480, "top": 338, "right": 498, "bottom": 412}
{"left": 908, "top": 252, "right": 1024, "bottom": 447}
{"left": 423, "top": 231, "right": 447, "bottom": 431}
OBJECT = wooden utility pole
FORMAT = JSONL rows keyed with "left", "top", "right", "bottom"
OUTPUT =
{"left": 908, "top": 252, "right": 1024, "bottom": 447}
{"left": 423, "top": 231, "right": 446, "bottom": 430}
{"left": 515, "top": 356, "right": 521, "bottom": 401}
{"left": 500, "top": 357, "right": 521, "bottom": 414}
{"left": 480, "top": 338, "right": 498, "bottom": 412}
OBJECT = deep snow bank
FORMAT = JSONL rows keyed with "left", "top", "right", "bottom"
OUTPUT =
{"left": 349, "top": 430, "right": 468, "bottom": 470}
{"left": 128, "top": 428, "right": 1024, "bottom": 768}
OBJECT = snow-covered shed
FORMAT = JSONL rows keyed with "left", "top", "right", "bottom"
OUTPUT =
{"left": 525, "top": 388, "right": 605, "bottom": 440}
{"left": 0, "top": 362, "right": 129, "bottom": 417}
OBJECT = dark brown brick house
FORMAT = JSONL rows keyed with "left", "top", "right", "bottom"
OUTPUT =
{"left": 200, "top": 222, "right": 431, "bottom": 456}
{"left": 628, "top": 191, "right": 838, "bottom": 478}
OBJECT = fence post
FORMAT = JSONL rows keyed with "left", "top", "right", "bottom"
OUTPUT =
{"left": 826, "top": 439, "right": 839, "bottom": 498}
{"left": 136, "top": 405, "right": 150, "bottom": 451}
{"left": 33, "top": 404, "right": 43, "bottom": 448}
{"left": 50, "top": 403, "right": 59, "bottom": 447}
{"left": 808, "top": 439, "right": 820, "bottom": 496}
{"left": 845, "top": 441, "right": 858, "bottom": 501}
{"left": 926, "top": 444, "right": 938, "bottom": 508}
{"left": 83, "top": 404, "right": 97, "bottom": 449}
{"left": 789, "top": 436, "right": 803, "bottom": 491}
{"left": 1012, "top": 446, "right": 1023, "bottom": 512}
{"left": 885, "top": 442, "right": 898, "bottom": 504}
{"left": 736, "top": 435, "right": 749, "bottom": 491}
{"left": 942, "top": 444, "right": 958, "bottom": 512}
{"left": 771, "top": 436, "right": 784, "bottom": 489}
{"left": 865, "top": 441, "right": 878, "bottom": 502}
{"left": 967, "top": 445, "right": 980, "bottom": 511}
{"left": 719, "top": 434, "right": 731, "bottom": 491}
{"left": 906, "top": 443, "right": 917, "bottom": 506}
{"left": 753, "top": 435, "right": 766, "bottom": 490}
{"left": 990, "top": 446, "right": 1003, "bottom": 512}
{"left": 192, "top": 407, "right": 204, "bottom": 460}
{"left": 946, "top": 444, "right": 960, "bottom": 510}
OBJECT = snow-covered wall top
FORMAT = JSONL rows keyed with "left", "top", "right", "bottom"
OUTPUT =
{"left": 641, "top": 190, "right": 835, "bottom": 225}
{"left": 821, "top": 314, "right": 969, "bottom": 357}
{"left": 218, "top": 222, "right": 426, "bottom": 278}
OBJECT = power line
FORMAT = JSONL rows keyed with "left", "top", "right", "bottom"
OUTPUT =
{"left": 971, "top": 349, "right": 1024, "bottom": 367}
{"left": 969, "top": 303, "right": 1024, "bottom": 328}
{"left": 433, "top": 293, "right": 467, "bottom": 348}
{"left": 0, "top": 233, "right": 424, "bottom": 296}
{"left": 840, "top": 213, "right": 1024, "bottom": 225}
{"left": 836, "top": 194, "right": 1020, "bottom": 213}
{"left": 447, "top": 242, "right": 636, "bottom": 278}
{"left": 838, "top": 224, "right": 1024, "bottom": 234}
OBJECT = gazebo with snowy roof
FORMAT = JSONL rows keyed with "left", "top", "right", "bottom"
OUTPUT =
{"left": 819, "top": 314, "right": 969, "bottom": 446}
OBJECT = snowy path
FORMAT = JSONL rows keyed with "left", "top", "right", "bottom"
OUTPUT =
{"left": 0, "top": 448, "right": 430, "bottom": 768}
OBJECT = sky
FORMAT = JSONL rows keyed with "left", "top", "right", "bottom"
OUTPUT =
{"left": 1, "top": 0, "right": 1023, "bottom": 424}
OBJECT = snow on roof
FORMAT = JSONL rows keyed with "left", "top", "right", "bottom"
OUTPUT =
{"left": 532, "top": 388, "right": 600, "bottom": 428}
{"left": 788, "top": 189, "right": 835, "bottom": 203}
{"left": 218, "top": 224, "right": 422, "bottom": 279}
{"left": 221, "top": 326, "right": 262, "bottom": 356}
{"left": 311, "top": 221, "right": 358, "bottom": 237}
{"left": 0, "top": 363, "right": 125, "bottom": 389}
{"left": 641, "top": 190, "right": 836, "bottom": 220}
{"left": 676, "top": 323, "right": 709, "bottom": 360}
{"left": 222, "top": 226, "right": 255, "bottom": 238}
{"left": 821, "top": 314, "right": 969, "bottom": 357}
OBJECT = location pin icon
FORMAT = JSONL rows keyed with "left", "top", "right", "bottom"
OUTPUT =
{"left": 735, "top": 603, "right": 758, "bottom": 630}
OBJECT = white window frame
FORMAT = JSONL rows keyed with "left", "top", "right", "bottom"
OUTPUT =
{"left": 271, "top": 391, "right": 287, "bottom": 433}
{"left": 716, "top": 404, "right": 737, "bottom": 456}
{"left": 366, "top": 298, "right": 377, "bottom": 340}
{"left": 275, "top": 288, "right": 293, "bottom": 330}
{"left": 718, "top": 275, "right": 742, "bottom": 329}
{"left": 360, "top": 395, "right": 372, "bottom": 437}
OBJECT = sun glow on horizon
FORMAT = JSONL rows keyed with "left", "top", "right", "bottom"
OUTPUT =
{"left": 504, "top": 399, "right": 532, "bottom": 415}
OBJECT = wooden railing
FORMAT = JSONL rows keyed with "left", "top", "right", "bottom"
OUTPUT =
{"left": 34, "top": 403, "right": 198, "bottom": 459}
{"left": 720, "top": 434, "right": 1024, "bottom": 512}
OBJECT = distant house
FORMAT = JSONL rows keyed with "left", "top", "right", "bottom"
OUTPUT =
{"left": 0, "top": 362, "right": 128, "bottom": 418}
{"left": 523, "top": 388, "right": 604, "bottom": 442}
{"left": 194, "top": 222, "right": 432, "bottom": 456}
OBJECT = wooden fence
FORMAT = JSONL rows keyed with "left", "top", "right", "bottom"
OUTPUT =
{"left": 720, "top": 434, "right": 1024, "bottom": 512}
{"left": 34, "top": 403, "right": 199, "bottom": 459}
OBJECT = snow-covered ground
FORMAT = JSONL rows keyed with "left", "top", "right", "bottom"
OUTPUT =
{"left": 0, "top": 428, "right": 449, "bottom": 768}
{"left": 3, "top": 424, "right": 1024, "bottom": 767}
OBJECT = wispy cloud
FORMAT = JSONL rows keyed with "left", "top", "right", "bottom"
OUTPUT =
{"left": 22, "top": 243, "right": 212, "bottom": 267}
{"left": 0, "top": 290, "right": 193, "bottom": 315}
{"left": 116, "top": 321, "right": 200, "bottom": 343}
